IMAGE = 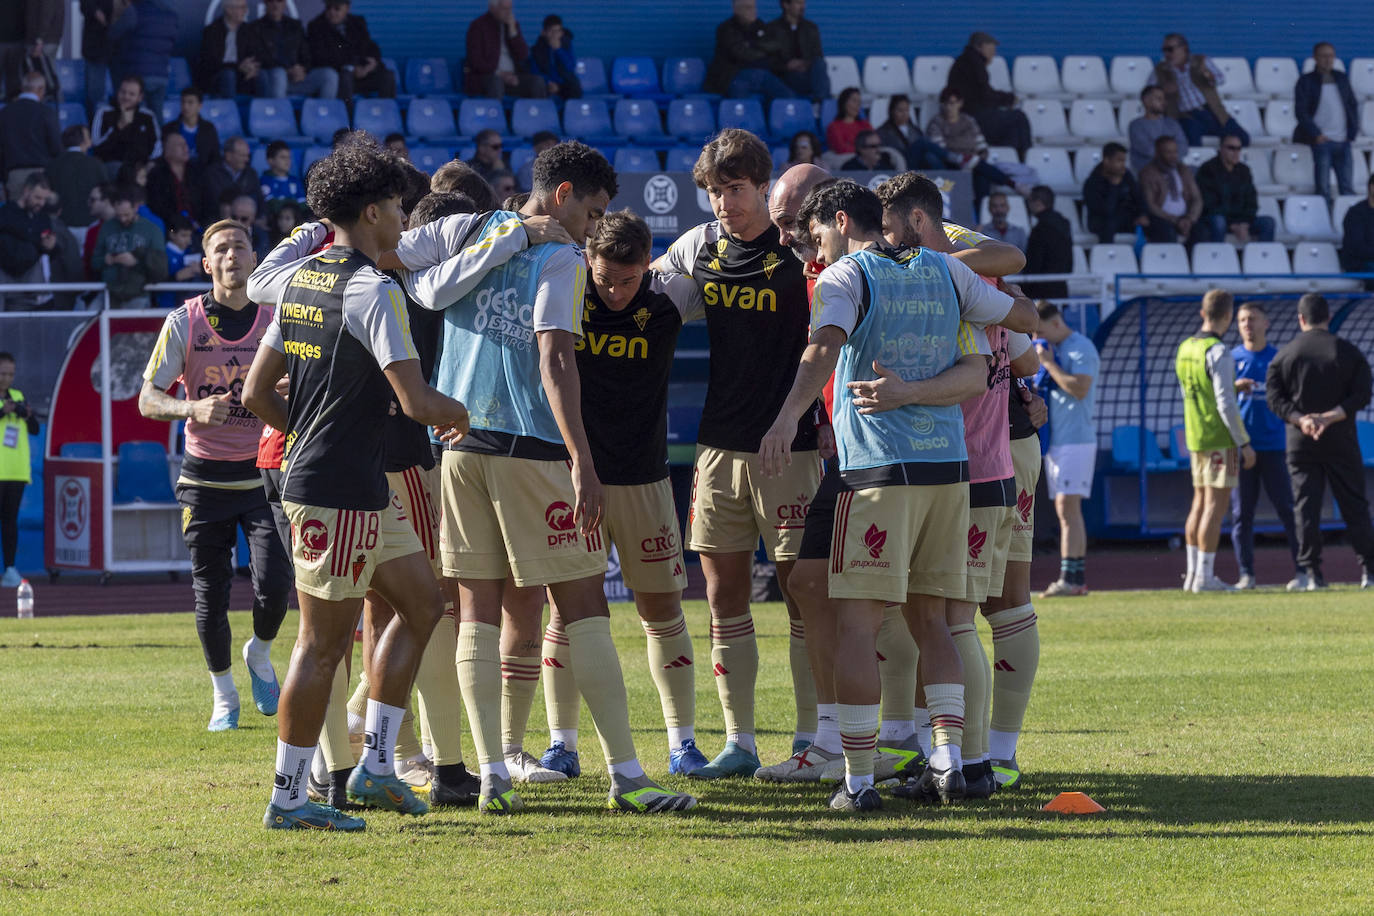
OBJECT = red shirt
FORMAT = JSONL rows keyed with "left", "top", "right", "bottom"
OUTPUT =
{"left": 825, "top": 118, "right": 873, "bottom": 155}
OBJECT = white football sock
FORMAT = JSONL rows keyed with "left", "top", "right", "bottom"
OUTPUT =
{"left": 479, "top": 761, "right": 511, "bottom": 780}
{"left": 242, "top": 636, "right": 274, "bottom": 681}
{"left": 667, "top": 725, "right": 695, "bottom": 750}
{"left": 270, "top": 740, "right": 314, "bottom": 810}
{"left": 1200, "top": 551, "right": 1215, "bottom": 580}
{"left": 989, "top": 729, "right": 1020, "bottom": 761}
{"left": 210, "top": 669, "right": 237, "bottom": 715}
{"left": 361, "top": 699, "right": 405, "bottom": 775}
{"left": 549, "top": 727, "right": 578, "bottom": 751}
{"left": 1186, "top": 544, "right": 1198, "bottom": 578}
{"left": 914, "top": 707, "right": 932, "bottom": 756}
{"left": 813, "top": 704, "right": 840, "bottom": 753}
{"left": 878, "top": 718, "right": 916, "bottom": 743}
{"left": 608, "top": 759, "right": 645, "bottom": 779}
{"left": 727, "top": 732, "right": 756, "bottom": 754}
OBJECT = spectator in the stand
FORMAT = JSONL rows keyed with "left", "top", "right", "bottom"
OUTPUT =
{"left": 82, "top": 182, "right": 115, "bottom": 277}
{"left": 1129, "top": 85, "right": 1189, "bottom": 175}
{"left": 0, "top": 9, "right": 20, "bottom": 101}
{"left": 766, "top": 0, "right": 829, "bottom": 102}
{"left": 1147, "top": 32, "right": 1248, "bottom": 147}
{"left": 108, "top": 0, "right": 178, "bottom": 119}
{"left": 268, "top": 201, "right": 302, "bottom": 248}
{"left": 164, "top": 89, "right": 221, "bottom": 173}
{"left": 146, "top": 131, "right": 202, "bottom": 232}
{"left": 976, "top": 191, "right": 1028, "bottom": 251}
{"left": 384, "top": 133, "right": 410, "bottom": 160}
{"left": 1341, "top": 174, "right": 1374, "bottom": 273}
{"left": 0, "top": 70, "right": 61, "bottom": 200}
{"left": 928, "top": 87, "right": 1026, "bottom": 213}
{"left": 195, "top": 0, "right": 267, "bottom": 98}
{"left": 252, "top": 0, "right": 338, "bottom": 99}
{"left": 529, "top": 15, "right": 580, "bottom": 100}
{"left": 431, "top": 159, "right": 499, "bottom": 210}
{"left": 1266, "top": 293, "right": 1374, "bottom": 590}
{"left": 116, "top": 163, "right": 163, "bottom": 235}
{"left": 228, "top": 194, "right": 270, "bottom": 260}
{"left": 488, "top": 169, "right": 517, "bottom": 201}
{"left": 876, "top": 94, "right": 954, "bottom": 171}
{"left": 80, "top": 0, "right": 116, "bottom": 117}
{"left": 47, "top": 126, "right": 108, "bottom": 230}
{"left": 3, "top": 0, "right": 62, "bottom": 101}
{"left": 704, "top": 0, "right": 792, "bottom": 102}
{"left": 92, "top": 76, "right": 159, "bottom": 174}
{"left": 1023, "top": 185, "right": 1071, "bottom": 299}
{"left": 516, "top": 130, "right": 558, "bottom": 191}
{"left": 945, "top": 31, "right": 1031, "bottom": 156}
{"left": 840, "top": 129, "right": 896, "bottom": 172}
{"left": 825, "top": 87, "right": 872, "bottom": 156}
{"left": 93, "top": 184, "right": 167, "bottom": 308}
{"left": 1195, "top": 135, "right": 1275, "bottom": 244}
{"left": 306, "top": 0, "right": 395, "bottom": 101}
{"left": 464, "top": 0, "right": 545, "bottom": 99}
{"left": 785, "top": 129, "right": 820, "bottom": 167}
{"left": 1082, "top": 141, "right": 1146, "bottom": 244}
{"left": 0, "top": 352, "right": 38, "bottom": 586}
{"left": 159, "top": 214, "right": 203, "bottom": 307}
{"left": 0, "top": 172, "right": 81, "bottom": 308}
{"left": 202, "top": 137, "right": 262, "bottom": 226}
{"left": 259, "top": 144, "right": 304, "bottom": 210}
{"left": 466, "top": 128, "right": 506, "bottom": 184}
{"left": 1140, "top": 135, "right": 1202, "bottom": 245}
{"left": 1294, "top": 41, "right": 1359, "bottom": 202}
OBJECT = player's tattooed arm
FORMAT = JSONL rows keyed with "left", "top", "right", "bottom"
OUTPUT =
{"left": 137, "top": 379, "right": 233, "bottom": 425}
{"left": 759, "top": 325, "right": 846, "bottom": 477}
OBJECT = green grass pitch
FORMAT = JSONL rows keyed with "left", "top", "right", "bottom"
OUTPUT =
{"left": 2, "top": 588, "right": 1372, "bottom": 913}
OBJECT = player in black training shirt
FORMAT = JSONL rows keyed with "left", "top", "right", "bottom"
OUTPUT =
{"left": 242, "top": 140, "right": 469, "bottom": 832}
{"left": 657, "top": 129, "right": 825, "bottom": 779}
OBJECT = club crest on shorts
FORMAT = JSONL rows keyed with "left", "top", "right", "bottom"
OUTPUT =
{"left": 351, "top": 552, "right": 366, "bottom": 585}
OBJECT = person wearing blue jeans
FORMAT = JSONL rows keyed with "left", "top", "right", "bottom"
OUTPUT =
{"left": 1229, "top": 302, "right": 1299, "bottom": 588}
{"left": 1294, "top": 42, "right": 1360, "bottom": 201}
{"left": 1195, "top": 138, "right": 1275, "bottom": 244}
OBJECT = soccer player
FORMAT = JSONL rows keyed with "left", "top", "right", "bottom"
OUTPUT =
{"left": 139, "top": 219, "right": 292, "bottom": 733}
{"left": 533, "top": 210, "right": 711, "bottom": 776}
{"left": 393, "top": 141, "right": 696, "bottom": 814}
{"left": 242, "top": 141, "right": 469, "bottom": 831}
{"left": 656, "top": 129, "right": 824, "bottom": 779}
{"left": 1177, "top": 289, "right": 1256, "bottom": 592}
{"left": 760, "top": 179, "right": 1032, "bottom": 811}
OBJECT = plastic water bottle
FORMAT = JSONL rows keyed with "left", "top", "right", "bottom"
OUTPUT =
{"left": 16, "top": 579, "right": 33, "bottom": 619}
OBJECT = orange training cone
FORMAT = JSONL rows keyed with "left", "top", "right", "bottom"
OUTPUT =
{"left": 1042, "top": 791, "right": 1105, "bottom": 814}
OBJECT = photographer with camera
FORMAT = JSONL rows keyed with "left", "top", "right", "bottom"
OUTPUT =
{"left": 0, "top": 352, "right": 38, "bottom": 587}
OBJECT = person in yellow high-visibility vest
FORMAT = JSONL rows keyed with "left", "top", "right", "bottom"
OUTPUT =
{"left": 0, "top": 352, "right": 39, "bottom": 588}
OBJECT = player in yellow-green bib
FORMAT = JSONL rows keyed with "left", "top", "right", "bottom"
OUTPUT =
{"left": 1175, "top": 289, "right": 1256, "bottom": 592}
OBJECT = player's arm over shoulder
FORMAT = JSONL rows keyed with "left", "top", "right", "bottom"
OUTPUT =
{"left": 533, "top": 244, "right": 588, "bottom": 335}
{"left": 654, "top": 269, "right": 706, "bottom": 324}
{"left": 652, "top": 223, "right": 711, "bottom": 277}
{"left": 394, "top": 212, "right": 493, "bottom": 270}
{"left": 247, "top": 221, "right": 329, "bottom": 305}
{"left": 342, "top": 268, "right": 418, "bottom": 369}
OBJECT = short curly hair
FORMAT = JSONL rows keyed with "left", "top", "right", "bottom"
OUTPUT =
{"left": 305, "top": 138, "right": 410, "bottom": 225}
{"left": 531, "top": 141, "right": 617, "bottom": 200}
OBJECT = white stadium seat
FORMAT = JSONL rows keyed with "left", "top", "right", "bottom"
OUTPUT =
{"left": 1359, "top": 101, "right": 1374, "bottom": 148}
{"left": 825, "top": 56, "right": 862, "bottom": 97}
{"left": 1292, "top": 242, "right": 1361, "bottom": 291}
{"left": 1282, "top": 194, "right": 1339, "bottom": 242}
{"left": 1190, "top": 243, "right": 1246, "bottom": 293}
{"left": 1182, "top": 146, "right": 1213, "bottom": 170}
{"left": 1257, "top": 196, "right": 1295, "bottom": 243}
{"left": 985, "top": 146, "right": 1019, "bottom": 168}
{"left": 1273, "top": 145, "right": 1316, "bottom": 192}
{"left": 862, "top": 55, "right": 911, "bottom": 96}
{"left": 1109, "top": 55, "right": 1154, "bottom": 98}
{"left": 1021, "top": 99, "right": 1074, "bottom": 145}
{"left": 1025, "top": 146, "right": 1076, "bottom": 193}
{"left": 1012, "top": 55, "right": 1064, "bottom": 98}
{"left": 1054, "top": 196, "right": 1096, "bottom": 246}
{"left": 1069, "top": 245, "right": 1097, "bottom": 298}
{"left": 1352, "top": 148, "right": 1371, "bottom": 187}
{"left": 988, "top": 55, "right": 1011, "bottom": 93}
{"left": 1332, "top": 194, "right": 1364, "bottom": 233}
{"left": 1350, "top": 59, "right": 1374, "bottom": 99}
{"left": 1140, "top": 243, "right": 1199, "bottom": 294}
{"left": 1224, "top": 100, "right": 1271, "bottom": 145}
{"left": 1088, "top": 243, "right": 1140, "bottom": 293}
{"left": 1303, "top": 56, "right": 1345, "bottom": 74}
{"left": 1061, "top": 56, "right": 1110, "bottom": 96}
{"left": 1239, "top": 148, "right": 1285, "bottom": 196}
{"left": 1241, "top": 242, "right": 1301, "bottom": 293}
{"left": 978, "top": 194, "right": 1030, "bottom": 231}
{"left": 912, "top": 56, "right": 954, "bottom": 98}
{"left": 1069, "top": 99, "right": 1120, "bottom": 140}
{"left": 1263, "top": 100, "right": 1297, "bottom": 143}
{"left": 1116, "top": 98, "right": 1143, "bottom": 135}
{"left": 868, "top": 96, "right": 890, "bottom": 128}
{"left": 1072, "top": 146, "right": 1103, "bottom": 185}
{"left": 1253, "top": 57, "right": 1300, "bottom": 98}
{"left": 1212, "top": 57, "right": 1262, "bottom": 100}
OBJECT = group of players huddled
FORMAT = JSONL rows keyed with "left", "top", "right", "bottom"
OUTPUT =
{"left": 139, "top": 124, "right": 1049, "bottom": 829}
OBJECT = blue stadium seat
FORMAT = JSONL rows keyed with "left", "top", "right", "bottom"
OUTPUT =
{"left": 662, "top": 57, "right": 707, "bottom": 96}
{"left": 1357, "top": 420, "right": 1374, "bottom": 467}
{"left": 575, "top": 57, "right": 610, "bottom": 96}
{"left": 611, "top": 56, "right": 659, "bottom": 96}
{"left": 614, "top": 147, "right": 660, "bottom": 173}
{"left": 819, "top": 97, "right": 837, "bottom": 128}
{"left": 300, "top": 99, "right": 350, "bottom": 142}
{"left": 613, "top": 98, "right": 663, "bottom": 139}
{"left": 719, "top": 98, "right": 766, "bottom": 135}
{"left": 114, "top": 441, "right": 175, "bottom": 504}
{"left": 510, "top": 98, "right": 559, "bottom": 138}
{"left": 167, "top": 58, "right": 192, "bottom": 96}
{"left": 510, "top": 146, "right": 535, "bottom": 176}
{"left": 1111, "top": 426, "right": 1168, "bottom": 471}
{"left": 248, "top": 98, "right": 302, "bottom": 140}
{"left": 667, "top": 99, "right": 715, "bottom": 141}
{"left": 769, "top": 98, "right": 816, "bottom": 140}
{"left": 404, "top": 57, "right": 455, "bottom": 97}
{"left": 161, "top": 97, "right": 179, "bottom": 124}
{"left": 407, "top": 99, "right": 460, "bottom": 142}
{"left": 666, "top": 146, "right": 699, "bottom": 171}
{"left": 201, "top": 98, "right": 243, "bottom": 138}
{"left": 354, "top": 98, "right": 403, "bottom": 138}
{"left": 54, "top": 59, "right": 85, "bottom": 102}
{"left": 58, "top": 103, "right": 87, "bottom": 133}
{"left": 301, "top": 145, "right": 332, "bottom": 175}
{"left": 410, "top": 146, "right": 451, "bottom": 175}
{"left": 60, "top": 442, "right": 102, "bottom": 459}
{"left": 458, "top": 98, "right": 508, "bottom": 138}
{"left": 562, "top": 99, "right": 614, "bottom": 141}
{"left": 666, "top": 405, "right": 701, "bottom": 444}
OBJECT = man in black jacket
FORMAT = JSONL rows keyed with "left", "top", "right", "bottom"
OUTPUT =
{"left": 704, "top": 0, "right": 793, "bottom": 102}
{"left": 1294, "top": 42, "right": 1359, "bottom": 201}
{"left": 252, "top": 0, "right": 338, "bottom": 99}
{"left": 1195, "top": 136, "right": 1274, "bottom": 244}
{"left": 766, "top": 0, "right": 828, "bottom": 102}
{"left": 1341, "top": 174, "right": 1374, "bottom": 274}
{"left": 1023, "top": 185, "right": 1071, "bottom": 299}
{"left": 201, "top": 137, "right": 262, "bottom": 226}
{"left": 0, "top": 172, "right": 81, "bottom": 309}
{"left": 1266, "top": 293, "right": 1374, "bottom": 590}
{"left": 306, "top": 0, "right": 394, "bottom": 101}
{"left": 0, "top": 70, "right": 60, "bottom": 200}
{"left": 163, "top": 88, "right": 221, "bottom": 173}
{"left": 195, "top": 0, "right": 267, "bottom": 98}
{"left": 1081, "top": 142, "right": 1146, "bottom": 243}
{"left": 945, "top": 31, "right": 1031, "bottom": 156}
{"left": 45, "top": 125, "right": 108, "bottom": 228}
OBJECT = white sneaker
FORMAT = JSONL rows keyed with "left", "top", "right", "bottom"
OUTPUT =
{"left": 505, "top": 749, "right": 568, "bottom": 783}
{"left": 1235, "top": 574, "right": 1256, "bottom": 589}
{"left": 1191, "top": 575, "right": 1236, "bottom": 593}
{"left": 1286, "top": 572, "right": 1311, "bottom": 592}
{"left": 396, "top": 754, "right": 433, "bottom": 791}
{"left": 753, "top": 745, "right": 841, "bottom": 782}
